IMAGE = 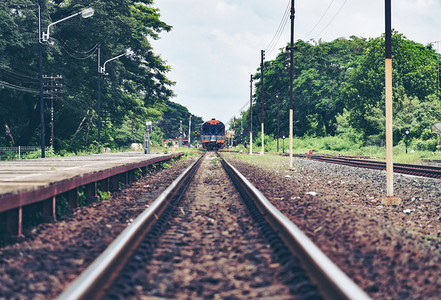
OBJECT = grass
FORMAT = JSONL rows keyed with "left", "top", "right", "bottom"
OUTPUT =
{"left": 232, "top": 135, "right": 441, "bottom": 165}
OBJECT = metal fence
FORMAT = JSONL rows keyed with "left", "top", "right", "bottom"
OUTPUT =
{"left": 0, "top": 146, "right": 53, "bottom": 161}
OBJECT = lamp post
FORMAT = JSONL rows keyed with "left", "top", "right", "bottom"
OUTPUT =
{"left": 432, "top": 41, "right": 441, "bottom": 102}
{"left": 249, "top": 74, "right": 253, "bottom": 155}
{"left": 97, "top": 49, "right": 132, "bottom": 143}
{"left": 38, "top": 3, "right": 94, "bottom": 157}
{"left": 41, "top": 8, "right": 94, "bottom": 42}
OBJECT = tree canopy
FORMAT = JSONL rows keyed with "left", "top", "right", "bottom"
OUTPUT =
{"left": 0, "top": 0, "right": 199, "bottom": 150}
{"left": 233, "top": 32, "right": 440, "bottom": 149}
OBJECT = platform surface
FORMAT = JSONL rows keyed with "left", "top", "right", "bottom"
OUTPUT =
{"left": 0, "top": 152, "right": 174, "bottom": 197}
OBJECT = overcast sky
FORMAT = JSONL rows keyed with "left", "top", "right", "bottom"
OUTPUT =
{"left": 151, "top": 0, "right": 441, "bottom": 127}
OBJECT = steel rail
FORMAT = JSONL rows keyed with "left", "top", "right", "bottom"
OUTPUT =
{"left": 311, "top": 155, "right": 441, "bottom": 178}
{"left": 57, "top": 153, "right": 205, "bottom": 300}
{"left": 220, "top": 155, "right": 371, "bottom": 300}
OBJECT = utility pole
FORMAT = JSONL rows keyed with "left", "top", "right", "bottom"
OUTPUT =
{"left": 250, "top": 74, "right": 253, "bottom": 155}
{"left": 288, "top": 0, "right": 295, "bottom": 168}
{"left": 188, "top": 115, "right": 192, "bottom": 147}
{"left": 144, "top": 121, "right": 152, "bottom": 154}
{"left": 240, "top": 120, "right": 243, "bottom": 145}
{"left": 97, "top": 43, "right": 101, "bottom": 143}
{"left": 233, "top": 117, "right": 236, "bottom": 147}
{"left": 43, "top": 74, "right": 62, "bottom": 156}
{"left": 384, "top": 0, "right": 400, "bottom": 204}
{"left": 178, "top": 120, "right": 183, "bottom": 147}
{"left": 38, "top": 0, "right": 45, "bottom": 158}
{"left": 276, "top": 90, "right": 280, "bottom": 152}
{"left": 260, "top": 50, "right": 265, "bottom": 155}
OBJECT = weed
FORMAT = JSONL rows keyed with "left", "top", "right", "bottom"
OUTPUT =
{"left": 211, "top": 157, "right": 222, "bottom": 165}
{"left": 98, "top": 190, "right": 112, "bottom": 201}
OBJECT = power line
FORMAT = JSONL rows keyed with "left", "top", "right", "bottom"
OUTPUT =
{"left": 0, "top": 74, "right": 39, "bottom": 87}
{"left": 314, "top": 0, "right": 348, "bottom": 40}
{"left": 0, "top": 80, "right": 39, "bottom": 94}
{"left": 57, "top": 42, "right": 99, "bottom": 60}
{"left": 303, "top": 0, "right": 336, "bottom": 40}
{"left": 54, "top": 32, "right": 99, "bottom": 55}
{"left": 53, "top": 36, "right": 99, "bottom": 60}
{"left": 0, "top": 67, "right": 38, "bottom": 82}
{"left": 264, "top": 0, "right": 291, "bottom": 57}
{"left": 0, "top": 66, "right": 39, "bottom": 94}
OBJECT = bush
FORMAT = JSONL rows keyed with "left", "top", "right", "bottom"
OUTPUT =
{"left": 413, "top": 139, "right": 438, "bottom": 152}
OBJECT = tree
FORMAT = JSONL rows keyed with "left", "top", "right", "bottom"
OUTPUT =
{"left": 0, "top": 0, "right": 176, "bottom": 150}
{"left": 246, "top": 37, "right": 366, "bottom": 139}
{"left": 341, "top": 31, "right": 439, "bottom": 141}
{"left": 157, "top": 99, "right": 203, "bottom": 141}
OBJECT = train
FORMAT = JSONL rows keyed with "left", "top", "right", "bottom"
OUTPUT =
{"left": 201, "top": 119, "right": 225, "bottom": 150}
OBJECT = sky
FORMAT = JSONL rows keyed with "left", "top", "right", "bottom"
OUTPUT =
{"left": 151, "top": 0, "right": 441, "bottom": 127}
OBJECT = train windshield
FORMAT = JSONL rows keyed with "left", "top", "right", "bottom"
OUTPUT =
{"left": 202, "top": 124, "right": 210, "bottom": 134}
{"left": 202, "top": 120, "right": 225, "bottom": 135}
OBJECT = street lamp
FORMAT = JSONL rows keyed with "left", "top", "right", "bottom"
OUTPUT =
{"left": 97, "top": 48, "right": 132, "bottom": 142}
{"left": 41, "top": 8, "right": 94, "bottom": 42}
{"left": 99, "top": 50, "right": 132, "bottom": 75}
{"left": 38, "top": 2, "right": 94, "bottom": 157}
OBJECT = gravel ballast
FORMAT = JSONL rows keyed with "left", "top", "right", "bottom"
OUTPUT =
{"left": 225, "top": 153, "right": 441, "bottom": 299}
{"left": 1, "top": 152, "right": 441, "bottom": 299}
{"left": 0, "top": 157, "right": 194, "bottom": 299}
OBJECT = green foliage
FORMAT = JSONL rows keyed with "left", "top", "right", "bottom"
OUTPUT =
{"left": 157, "top": 99, "right": 203, "bottom": 140}
{"left": 246, "top": 130, "right": 363, "bottom": 154}
{"left": 97, "top": 189, "right": 111, "bottom": 201}
{"left": 241, "top": 36, "right": 367, "bottom": 140}
{"left": 159, "top": 161, "right": 171, "bottom": 169}
{"left": 232, "top": 31, "right": 440, "bottom": 152}
{"left": 0, "top": 0, "right": 204, "bottom": 153}
{"left": 342, "top": 31, "right": 440, "bottom": 141}
{"left": 78, "top": 186, "right": 87, "bottom": 207}
{"left": 22, "top": 209, "right": 43, "bottom": 229}
{"left": 252, "top": 133, "right": 276, "bottom": 152}
{"left": 56, "top": 195, "right": 71, "bottom": 219}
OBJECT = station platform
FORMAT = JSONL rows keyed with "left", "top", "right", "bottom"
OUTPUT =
{"left": 0, "top": 151, "right": 183, "bottom": 236}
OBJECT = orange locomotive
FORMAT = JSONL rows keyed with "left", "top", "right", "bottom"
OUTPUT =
{"left": 201, "top": 119, "right": 225, "bottom": 150}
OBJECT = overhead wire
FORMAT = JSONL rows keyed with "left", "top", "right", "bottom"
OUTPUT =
{"left": 313, "top": 0, "right": 348, "bottom": 40}
{"left": 58, "top": 44, "right": 99, "bottom": 60}
{"left": 0, "top": 67, "right": 38, "bottom": 84}
{"left": 54, "top": 32, "right": 99, "bottom": 55}
{"left": 264, "top": 0, "right": 291, "bottom": 57}
{"left": 0, "top": 66, "right": 39, "bottom": 94}
{"left": 54, "top": 37, "right": 99, "bottom": 60}
{"left": 303, "top": 0, "right": 336, "bottom": 40}
{"left": 0, "top": 67, "right": 38, "bottom": 82}
{"left": 0, "top": 80, "right": 39, "bottom": 94}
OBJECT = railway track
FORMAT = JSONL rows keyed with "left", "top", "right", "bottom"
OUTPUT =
{"left": 58, "top": 152, "right": 369, "bottom": 299}
{"left": 296, "top": 154, "right": 441, "bottom": 178}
